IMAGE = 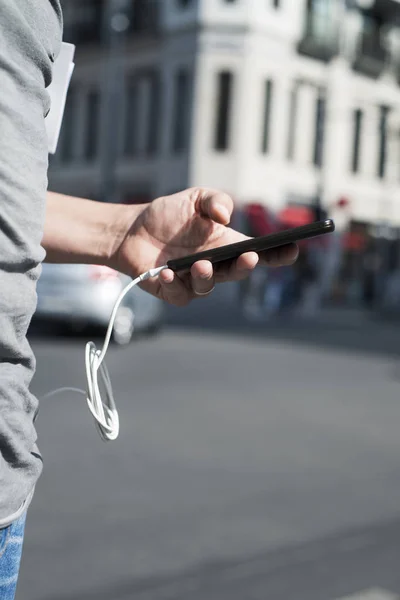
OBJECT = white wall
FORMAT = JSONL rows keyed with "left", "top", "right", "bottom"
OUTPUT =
{"left": 50, "top": 0, "right": 400, "bottom": 228}
{"left": 189, "top": 2, "right": 400, "bottom": 227}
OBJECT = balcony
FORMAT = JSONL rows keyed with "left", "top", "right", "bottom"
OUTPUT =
{"left": 352, "top": 27, "right": 388, "bottom": 78}
{"left": 298, "top": 33, "right": 340, "bottom": 62}
{"left": 364, "top": 0, "right": 400, "bottom": 25}
{"left": 349, "top": 0, "right": 400, "bottom": 17}
{"left": 298, "top": 9, "right": 340, "bottom": 62}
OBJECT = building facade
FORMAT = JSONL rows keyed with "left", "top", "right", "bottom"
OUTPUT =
{"left": 49, "top": 0, "right": 400, "bottom": 230}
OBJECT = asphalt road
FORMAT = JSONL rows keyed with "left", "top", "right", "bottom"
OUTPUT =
{"left": 18, "top": 285, "right": 400, "bottom": 599}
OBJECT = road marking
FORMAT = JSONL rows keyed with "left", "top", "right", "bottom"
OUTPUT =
{"left": 337, "top": 590, "right": 398, "bottom": 600}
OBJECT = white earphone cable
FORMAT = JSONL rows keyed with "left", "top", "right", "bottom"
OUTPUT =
{"left": 41, "top": 266, "right": 168, "bottom": 442}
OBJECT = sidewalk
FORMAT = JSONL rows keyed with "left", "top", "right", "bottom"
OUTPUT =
{"left": 168, "top": 280, "right": 400, "bottom": 338}
{"left": 296, "top": 305, "right": 400, "bottom": 331}
{"left": 290, "top": 306, "right": 373, "bottom": 329}
{"left": 240, "top": 301, "right": 400, "bottom": 334}
{"left": 214, "top": 283, "right": 374, "bottom": 329}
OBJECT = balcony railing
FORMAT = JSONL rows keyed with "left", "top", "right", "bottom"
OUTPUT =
{"left": 349, "top": 0, "right": 400, "bottom": 23}
{"left": 298, "top": 23, "right": 340, "bottom": 62}
{"left": 352, "top": 29, "right": 388, "bottom": 77}
{"left": 370, "top": 0, "right": 400, "bottom": 26}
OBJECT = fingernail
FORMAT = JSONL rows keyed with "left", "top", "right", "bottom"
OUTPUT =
{"left": 215, "top": 204, "right": 230, "bottom": 224}
{"left": 162, "top": 274, "right": 174, "bottom": 284}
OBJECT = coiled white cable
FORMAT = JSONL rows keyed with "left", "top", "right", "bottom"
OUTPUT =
{"left": 42, "top": 266, "right": 168, "bottom": 442}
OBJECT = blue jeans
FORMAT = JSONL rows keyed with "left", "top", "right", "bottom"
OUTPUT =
{"left": 0, "top": 514, "right": 26, "bottom": 600}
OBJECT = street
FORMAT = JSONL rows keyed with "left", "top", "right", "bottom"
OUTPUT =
{"left": 19, "top": 285, "right": 400, "bottom": 599}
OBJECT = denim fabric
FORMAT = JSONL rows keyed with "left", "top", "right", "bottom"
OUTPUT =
{"left": 0, "top": 513, "right": 26, "bottom": 600}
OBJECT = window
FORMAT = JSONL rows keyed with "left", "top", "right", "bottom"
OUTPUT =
{"left": 62, "top": 0, "right": 103, "bottom": 45}
{"left": 261, "top": 80, "right": 273, "bottom": 154}
{"left": 361, "top": 13, "right": 382, "bottom": 39}
{"left": 214, "top": 71, "right": 233, "bottom": 151}
{"left": 172, "top": 69, "right": 191, "bottom": 153}
{"left": 353, "top": 14, "right": 387, "bottom": 78}
{"left": 84, "top": 89, "right": 100, "bottom": 161}
{"left": 125, "top": 71, "right": 162, "bottom": 157}
{"left": 146, "top": 72, "right": 161, "bottom": 156}
{"left": 287, "top": 86, "right": 297, "bottom": 160}
{"left": 59, "top": 87, "right": 77, "bottom": 163}
{"left": 378, "top": 105, "right": 389, "bottom": 179}
{"left": 313, "top": 94, "right": 326, "bottom": 167}
{"left": 305, "top": 0, "right": 335, "bottom": 41}
{"left": 130, "top": 0, "right": 159, "bottom": 34}
{"left": 351, "top": 108, "right": 363, "bottom": 174}
{"left": 124, "top": 76, "right": 139, "bottom": 157}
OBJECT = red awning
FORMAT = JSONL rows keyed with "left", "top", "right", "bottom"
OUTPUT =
{"left": 277, "top": 206, "right": 314, "bottom": 228}
{"left": 244, "top": 203, "right": 276, "bottom": 236}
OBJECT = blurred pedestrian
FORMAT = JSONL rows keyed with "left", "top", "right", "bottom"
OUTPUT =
{"left": 263, "top": 265, "right": 286, "bottom": 317}
{"left": 295, "top": 248, "right": 320, "bottom": 317}
{"left": 238, "top": 202, "right": 276, "bottom": 319}
{"left": 0, "top": 4, "right": 298, "bottom": 597}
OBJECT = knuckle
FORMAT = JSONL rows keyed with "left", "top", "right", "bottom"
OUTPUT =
{"left": 190, "top": 187, "right": 208, "bottom": 204}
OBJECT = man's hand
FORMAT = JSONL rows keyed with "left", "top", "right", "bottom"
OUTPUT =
{"left": 113, "top": 188, "right": 298, "bottom": 306}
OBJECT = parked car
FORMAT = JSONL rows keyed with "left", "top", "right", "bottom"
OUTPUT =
{"left": 35, "top": 263, "right": 164, "bottom": 344}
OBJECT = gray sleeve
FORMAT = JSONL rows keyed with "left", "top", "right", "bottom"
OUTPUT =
{"left": 0, "top": 1, "right": 62, "bottom": 527}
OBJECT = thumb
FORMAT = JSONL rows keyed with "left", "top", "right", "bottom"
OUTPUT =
{"left": 194, "top": 189, "right": 233, "bottom": 225}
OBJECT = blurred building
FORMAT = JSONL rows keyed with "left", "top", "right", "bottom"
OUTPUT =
{"left": 49, "top": 0, "right": 400, "bottom": 229}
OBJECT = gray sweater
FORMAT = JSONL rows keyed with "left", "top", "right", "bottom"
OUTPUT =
{"left": 0, "top": 0, "right": 62, "bottom": 528}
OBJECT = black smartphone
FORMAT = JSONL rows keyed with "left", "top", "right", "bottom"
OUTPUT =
{"left": 167, "top": 219, "right": 335, "bottom": 273}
